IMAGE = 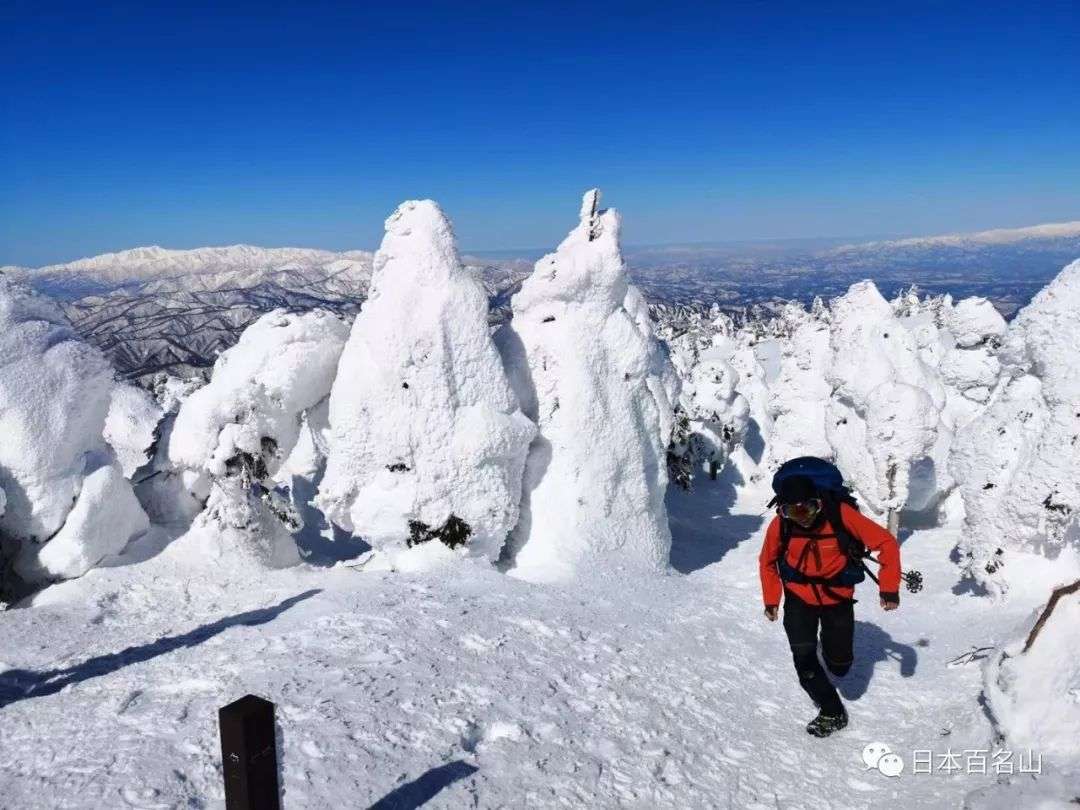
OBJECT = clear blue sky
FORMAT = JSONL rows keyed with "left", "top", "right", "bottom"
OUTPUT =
{"left": 2, "top": 1, "right": 1078, "bottom": 266}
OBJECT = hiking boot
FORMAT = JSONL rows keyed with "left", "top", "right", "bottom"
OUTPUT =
{"left": 806, "top": 708, "right": 848, "bottom": 737}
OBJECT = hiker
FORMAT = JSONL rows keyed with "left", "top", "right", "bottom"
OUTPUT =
{"left": 758, "top": 458, "right": 901, "bottom": 738}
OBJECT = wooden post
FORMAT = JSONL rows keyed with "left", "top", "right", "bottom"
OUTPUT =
{"left": 219, "top": 695, "right": 281, "bottom": 810}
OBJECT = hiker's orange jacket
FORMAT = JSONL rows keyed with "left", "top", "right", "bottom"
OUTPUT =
{"left": 758, "top": 503, "right": 901, "bottom": 607}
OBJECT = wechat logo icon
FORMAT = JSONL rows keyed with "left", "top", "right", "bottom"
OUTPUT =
{"left": 862, "top": 742, "right": 905, "bottom": 777}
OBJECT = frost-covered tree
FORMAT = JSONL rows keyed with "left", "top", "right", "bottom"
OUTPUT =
{"left": 952, "top": 259, "right": 1080, "bottom": 595}
{"left": 170, "top": 309, "right": 349, "bottom": 567}
{"left": 0, "top": 277, "right": 148, "bottom": 590}
{"left": 825, "top": 281, "right": 949, "bottom": 525}
{"left": 762, "top": 301, "right": 832, "bottom": 468}
{"left": 669, "top": 347, "right": 749, "bottom": 486}
{"left": 317, "top": 200, "right": 535, "bottom": 562}
{"left": 131, "top": 374, "right": 210, "bottom": 525}
{"left": 496, "top": 190, "right": 675, "bottom": 582}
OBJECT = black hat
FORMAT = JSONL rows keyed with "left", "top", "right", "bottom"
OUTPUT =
{"left": 774, "top": 474, "right": 818, "bottom": 506}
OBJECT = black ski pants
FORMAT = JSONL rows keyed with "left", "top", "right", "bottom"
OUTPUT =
{"left": 782, "top": 591, "right": 854, "bottom": 716}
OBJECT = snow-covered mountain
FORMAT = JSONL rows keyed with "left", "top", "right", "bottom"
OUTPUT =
{"left": 834, "top": 220, "right": 1080, "bottom": 250}
{"left": 625, "top": 220, "right": 1080, "bottom": 314}
{"left": 4, "top": 220, "right": 1077, "bottom": 379}
{"left": 5, "top": 245, "right": 375, "bottom": 298}
{"left": 1, "top": 246, "right": 531, "bottom": 379}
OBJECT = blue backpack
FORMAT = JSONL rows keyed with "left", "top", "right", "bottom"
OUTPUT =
{"left": 769, "top": 457, "right": 868, "bottom": 592}
{"left": 768, "top": 456, "right": 853, "bottom": 507}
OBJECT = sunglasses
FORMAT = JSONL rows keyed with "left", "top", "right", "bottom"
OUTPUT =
{"left": 779, "top": 498, "right": 822, "bottom": 520}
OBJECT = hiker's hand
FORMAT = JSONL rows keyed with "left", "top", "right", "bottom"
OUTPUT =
{"left": 764, "top": 606, "right": 779, "bottom": 622}
{"left": 880, "top": 596, "right": 899, "bottom": 611}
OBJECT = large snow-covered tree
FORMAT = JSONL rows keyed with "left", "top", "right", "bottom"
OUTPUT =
{"left": 0, "top": 276, "right": 148, "bottom": 589}
{"left": 317, "top": 200, "right": 535, "bottom": 562}
{"left": 169, "top": 308, "right": 349, "bottom": 567}
{"left": 825, "top": 280, "right": 950, "bottom": 524}
{"left": 496, "top": 190, "right": 675, "bottom": 582}
{"left": 952, "top": 259, "right": 1080, "bottom": 595}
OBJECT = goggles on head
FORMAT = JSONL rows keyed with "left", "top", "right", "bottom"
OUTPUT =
{"left": 779, "top": 498, "right": 822, "bottom": 522}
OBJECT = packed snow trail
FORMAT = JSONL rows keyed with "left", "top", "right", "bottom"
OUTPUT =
{"left": 0, "top": 482, "right": 1055, "bottom": 808}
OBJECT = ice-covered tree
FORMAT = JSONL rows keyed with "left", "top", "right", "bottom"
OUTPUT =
{"left": 762, "top": 300, "right": 833, "bottom": 469}
{"left": 952, "top": 259, "right": 1080, "bottom": 595}
{"left": 0, "top": 277, "right": 148, "bottom": 590}
{"left": 825, "top": 281, "right": 949, "bottom": 526}
{"left": 317, "top": 200, "right": 535, "bottom": 562}
{"left": 496, "top": 190, "right": 674, "bottom": 582}
{"left": 169, "top": 309, "right": 349, "bottom": 567}
{"left": 669, "top": 347, "right": 749, "bottom": 486}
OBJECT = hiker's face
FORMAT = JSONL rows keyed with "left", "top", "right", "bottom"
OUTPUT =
{"left": 780, "top": 498, "right": 821, "bottom": 528}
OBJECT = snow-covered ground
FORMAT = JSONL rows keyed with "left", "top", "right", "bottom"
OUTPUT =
{"left": 0, "top": 474, "right": 1060, "bottom": 809}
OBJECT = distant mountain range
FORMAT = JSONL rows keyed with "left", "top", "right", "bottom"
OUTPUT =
{"left": 2, "top": 221, "right": 1077, "bottom": 380}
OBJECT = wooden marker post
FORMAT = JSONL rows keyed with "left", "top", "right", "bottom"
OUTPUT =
{"left": 219, "top": 694, "right": 281, "bottom": 810}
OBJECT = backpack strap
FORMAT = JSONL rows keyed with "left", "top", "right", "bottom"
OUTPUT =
{"left": 820, "top": 492, "right": 865, "bottom": 563}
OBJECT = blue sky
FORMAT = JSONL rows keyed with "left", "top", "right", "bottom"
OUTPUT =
{"left": 2, "top": 1, "right": 1078, "bottom": 266}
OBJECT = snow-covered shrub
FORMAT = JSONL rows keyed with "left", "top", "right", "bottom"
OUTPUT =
{"left": 104, "top": 382, "right": 164, "bottom": 478}
{"left": 953, "top": 260, "right": 1080, "bottom": 595}
{"left": 317, "top": 200, "right": 535, "bottom": 563}
{"left": 169, "top": 309, "right": 349, "bottom": 567}
{"left": 0, "top": 276, "right": 148, "bottom": 587}
{"left": 497, "top": 190, "right": 674, "bottom": 582}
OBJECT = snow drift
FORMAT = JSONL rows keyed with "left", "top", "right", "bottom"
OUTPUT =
{"left": 317, "top": 200, "right": 535, "bottom": 563}
{"left": 983, "top": 572, "right": 1080, "bottom": 767}
{"left": 497, "top": 190, "right": 674, "bottom": 582}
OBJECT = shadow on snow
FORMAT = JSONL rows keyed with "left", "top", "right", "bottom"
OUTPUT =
{"left": 837, "top": 619, "right": 921, "bottom": 701}
{"left": 0, "top": 589, "right": 321, "bottom": 709}
{"left": 667, "top": 461, "right": 766, "bottom": 574}
{"left": 367, "top": 760, "right": 479, "bottom": 810}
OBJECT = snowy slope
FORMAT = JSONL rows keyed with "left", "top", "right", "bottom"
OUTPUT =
{"left": 0, "top": 477, "right": 1066, "bottom": 808}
